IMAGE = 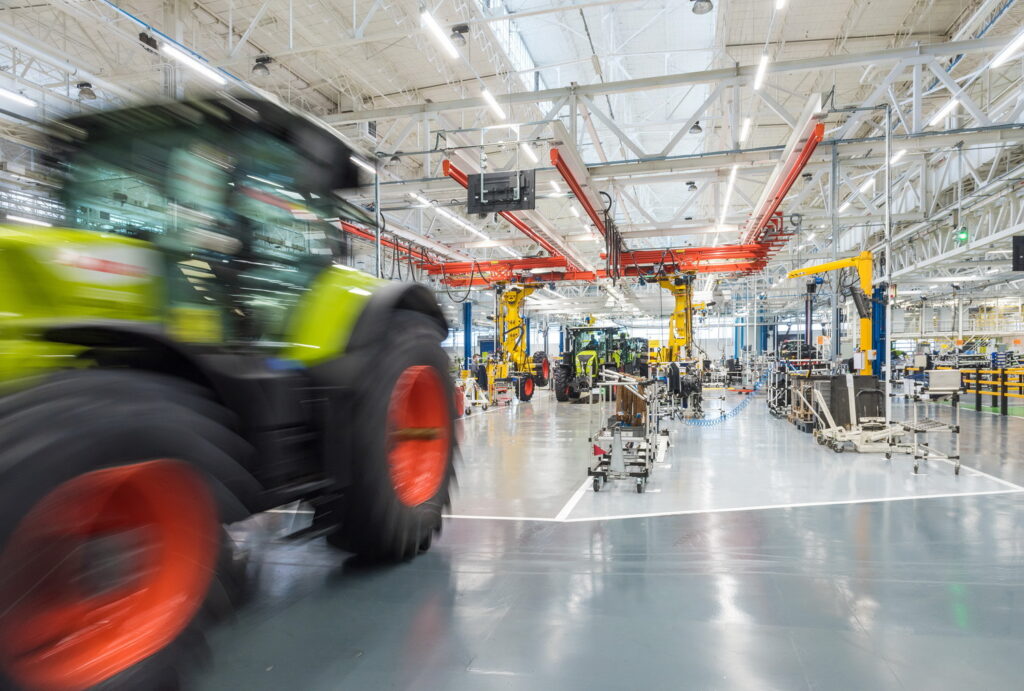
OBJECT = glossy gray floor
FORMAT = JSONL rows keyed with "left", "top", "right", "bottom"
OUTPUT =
{"left": 199, "top": 389, "right": 1024, "bottom": 690}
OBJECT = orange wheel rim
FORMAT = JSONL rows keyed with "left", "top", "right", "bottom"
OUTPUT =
{"left": 0, "top": 460, "right": 218, "bottom": 691}
{"left": 541, "top": 360, "right": 550, "bottom": 379}
{"left": 523, "top": 378, "right": 534, "bottom": 396}
{"left": 387, "top": 366, "right": 451, "bottom": 507}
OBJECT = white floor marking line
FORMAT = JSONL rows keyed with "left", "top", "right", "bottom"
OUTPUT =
{"left": 931, "top": 458, "right": 1024, "bottom": 491}
{"left": 554, "top": 476, "right": 595, "bottom": 521}
{"left": 443, "top": 513, "right": 560, "bottom": 522}
{"left": 559, "top": 487, "right": 1024, "bottom": 523}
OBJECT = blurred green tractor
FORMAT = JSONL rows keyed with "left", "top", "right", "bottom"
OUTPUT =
{"left": 0, "top": 98, "right": 455, "bottom": 690}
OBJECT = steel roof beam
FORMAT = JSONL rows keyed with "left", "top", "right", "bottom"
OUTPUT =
{"left": 325, "top": 35, "right": 1009, "bottom": 124}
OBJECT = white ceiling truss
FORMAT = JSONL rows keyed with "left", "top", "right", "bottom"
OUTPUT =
{"left": 0, "top": 0, "right": 1023, "bottom": 327}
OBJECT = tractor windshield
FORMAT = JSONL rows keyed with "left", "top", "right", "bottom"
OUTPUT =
{"left": 57, "top": 100, "right": 369, "bottom": 344}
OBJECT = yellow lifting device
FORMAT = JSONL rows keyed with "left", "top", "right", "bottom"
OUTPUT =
{"left": 656, "top": 273, "right": 698, "bottom": 363}
{"left": 786, "top": 250, "right": 873, "bottom": 375}
{"left": 497, "top": 284, "right": 534, "bottom": 373}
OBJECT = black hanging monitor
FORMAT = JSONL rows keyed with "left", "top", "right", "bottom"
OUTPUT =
{"left": 1013, "top": 235, "right": 1024, "bottom": 271}
{"left": 467, "top": 169, "right": 536, "bottom": 214}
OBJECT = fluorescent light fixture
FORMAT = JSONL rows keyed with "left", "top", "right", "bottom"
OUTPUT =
{"left": 520, "top": 143, "right": 538, "bottom": 164}
{"left": 529, "top": 267, "right": 551, "bottom": 274}
{"left": 858, "top": 177, "right": 875, "bottom": 194}
{"left": 839, "top": 201, "right": 851, "bottom": 213}
{"left": 160, "top": 44, "right": 227, "bottom": 85}
{"left": 409, "top": 192, "right": 431, "bottom": 205}
{"left": 6, "top": 215, "right": 51, "bottom": 227}
{"left": 0, "top": 87, "right": 36, "bottom": 108}
{"left": 436, "top": 206, "right": 489, "bottom": 240}
{"left": 247, "top": 174, "right": 282, "bottom": 188}
{"left": 890, "top": 149, "right": 907, "bottom": 165}
{"left": 421, "top": 10, "right": 459, "bottom": 59}
{"left": 928, "top": 98, "right": 959, "bottom": 127}
{"left": 991, "top": 29, "right": 1024, "bottom": 68}
{"left": 481, "top": 88, "right": 506, "bottom": 120}
{"left": 570, "top": 207, "right": 580, "bottom": 217}
{"left": 500, "top": 247, "right": 520, "bottom": 258}
{"left": 350, "top": 156, "right": 377, "bottom": 175}
{"left": 550, "top": 180, "right": 561, "bottom": 193}
{"left": 719, "top": 164, "right": 738, "bottom": 223}
{"left": 753, "top": 53, "right": 770, "bottom": 91}
{"left": 738, "top": 117, "right": 752, "bottom": 143}
{"left": 775, "top": 0, "right": 786, "bottom": 8}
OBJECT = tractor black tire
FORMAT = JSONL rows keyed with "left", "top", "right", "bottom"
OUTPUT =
{"left": 516, "top": 376, "right": 535, "bottom": 402}
{"left": 326, "top": 311, "right": 456, "bottom": 562}
{"left": 532, "top": 351, "right": 550, "bottom": 387}
{"left": 0, "top": 370, "right": 251, "bottom": 691}
{"left": 554, "top": 365, "right": 572, "bottom": 402}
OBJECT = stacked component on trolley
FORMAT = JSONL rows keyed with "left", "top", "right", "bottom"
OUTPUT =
{"left": 588, "top": 374, "right": 668, "bottom": 493}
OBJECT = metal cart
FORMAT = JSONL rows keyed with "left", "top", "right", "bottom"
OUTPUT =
{"left": 588, "top": 372, "right": 668, "bottom": 493}
{"left": 891, "top": 369, "right": 962, "bottom": 475}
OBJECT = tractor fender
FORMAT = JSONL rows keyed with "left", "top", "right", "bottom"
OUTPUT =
{"left": 345, "top": 281, "right": 447, "bottom": 354}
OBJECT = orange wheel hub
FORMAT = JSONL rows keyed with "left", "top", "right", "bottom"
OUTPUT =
{"left": 0, "top": 460, "right": 218, "bottom": 691}
{"left": 387, "top": 366, "right": 451, "bottom": 507}
{"left": 541, "top": 359, "right": 550, "bottom": 379}
{"left": 523, "top": 378, "right": 534, "bottom": 397}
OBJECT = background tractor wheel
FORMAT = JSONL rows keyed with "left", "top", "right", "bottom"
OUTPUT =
{"left": 327, "top": 311, "right": 456, "bottom": 562}
{"left": 0, "top": 370, "right": 251, "bottom": 691}
{"left": 553, "top": 365, "right": 572, "bottom": 402}
{"left": 516, "top": 376, "right": 535, "bottom": 402}
{"left": 532, "top": 351, "right": 550, "bottom": 387}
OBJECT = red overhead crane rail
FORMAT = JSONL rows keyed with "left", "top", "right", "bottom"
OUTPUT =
{"left": 423, "top": 244, "right": 769, "bottom": 286}
{"left": 550, "top": 148, "right": 606, "bottom": 237}
{"left": 338, "top": 221, "right": 433, "bottom": 264}
{"left": 441, "top": 160, "right": 569, "bottom": 263}
{"left": 742, "top": 121, "right": 825, "bottom": 245}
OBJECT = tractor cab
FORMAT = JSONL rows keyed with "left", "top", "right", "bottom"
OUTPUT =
{"left": 42, "top": 98, "right": 374, "bottom": 350}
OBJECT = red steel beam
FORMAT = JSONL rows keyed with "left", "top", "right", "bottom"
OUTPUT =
{"left": 441, "top": 160, "right": 565, "bottom": 260}
{"left": 550, "top": 148, "right": 606, "bottom": 237}
{"left": 338, "top": 221, "right": 432, "bottom": 263}
{"left": 743, "top": 122, "right": 824, "bottom": 244}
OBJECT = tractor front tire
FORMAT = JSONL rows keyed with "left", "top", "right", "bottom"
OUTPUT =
{"left": 554, "top": 365, "right": 572, "bottom": 402}
{"left": 516, "top": 376, "right": 535, "bottom": 402}
{"left": 327, "top": 311, "right": 456, "bottom": 562}
{"left": 0, "top": 370, "right": 250, "bottom": 691}
{"left": 532, "top": 351, "right": 550, "bottom": 387}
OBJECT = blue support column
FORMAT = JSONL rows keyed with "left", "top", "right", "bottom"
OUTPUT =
{"left": 462, "top": 301, "right": 472, "bottom": 368}
{"left": 871, "top": 284, "right": 887, "bottom": 379}
{"left": 525, "top": 317, "right": 531, "bottom": 355}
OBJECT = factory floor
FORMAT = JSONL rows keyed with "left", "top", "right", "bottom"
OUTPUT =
{"left": 199, "top": 387, "right": 1024, "bottom": 690}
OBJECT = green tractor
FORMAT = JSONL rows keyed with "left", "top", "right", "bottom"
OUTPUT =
{"left": 553, "top": 326, "right": 626, "bottom": 402}
{"left": 0, "top": 99, "right": 456, "bottom": 690}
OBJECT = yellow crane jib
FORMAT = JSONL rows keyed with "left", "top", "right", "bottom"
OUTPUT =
{"left": 785, "top": 250, "right": 873, "bottom": 375}
{"left": 657, "top": 273, "right": 698, "bottom": 363}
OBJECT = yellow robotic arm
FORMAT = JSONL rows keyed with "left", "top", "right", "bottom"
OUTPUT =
{"left": 497, "top": 284, "right": 535, "bottom": 372}
{"left": 786, "top": 250, "right": 873, "bottom": 374}
{"left": 657, "top": 273, "right": 697, "bottom": 363}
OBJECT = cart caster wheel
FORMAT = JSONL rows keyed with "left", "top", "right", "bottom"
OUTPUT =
{"left": 465, "top": 408, "right": 472, "bottom": 417}
{"left": 593, "top": 478, "right": 601, "bottom": 492}
{"left": 955, "top": 466, "right": 960, "bottom": 476}
{"left": 835, "top": 444, "right": 844, "bottom": 454}
{"left": 885, "top": 452, "right": 892, "bottom": 460}
{"left": 482, "top": 403, "right": 489, "bottom": 411}
{"left": 913, "top": 463, "right": 919, "bottom": 474}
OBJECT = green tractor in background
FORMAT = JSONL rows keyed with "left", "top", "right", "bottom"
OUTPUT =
{"left": 0, "top": 99, "right": 456, "bottom": 690}
{"left": 553, "top": 326, "right": 628, "bottom": 402}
